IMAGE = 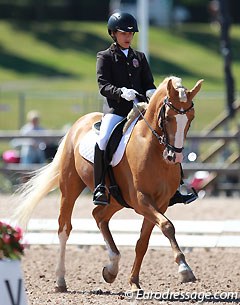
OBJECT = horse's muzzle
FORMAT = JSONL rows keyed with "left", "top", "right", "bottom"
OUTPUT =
{"left": 163, "top": 147, "right": 183, "bottom": 164}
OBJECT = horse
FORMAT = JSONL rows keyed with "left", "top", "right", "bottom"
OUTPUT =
{"left": 12, "top": 76, "right": 203, "bottom": 292}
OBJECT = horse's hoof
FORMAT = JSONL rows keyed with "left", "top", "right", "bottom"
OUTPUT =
{"left": 102, "top": 266, "right": 117, "bottom": 283}
{"left": 179, "top": 269, "right": 196, "bottom": 283}
{"left": 55, "top": 286, "right": 68, "bottom": 292}
{"left": 130, "top": 283, "right": 142, "bottom": 292}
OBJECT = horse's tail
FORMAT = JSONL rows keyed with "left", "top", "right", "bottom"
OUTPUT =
{"left": 11, "top": 134, "right": 67, "bottom": 228}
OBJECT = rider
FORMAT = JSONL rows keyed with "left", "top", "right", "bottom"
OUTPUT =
{"left": 93, "top": 12, "right": 198, "bottom": 206}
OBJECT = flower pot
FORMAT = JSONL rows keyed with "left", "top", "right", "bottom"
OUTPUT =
{"left": 0, "top": 259, "right": 28, "bottom": 305}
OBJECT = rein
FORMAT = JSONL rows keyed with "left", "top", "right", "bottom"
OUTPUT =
{"left": 133, "top": 98, "right": 164, "bottom": 145}
{"left": 134, "top": 95, "right": 194, "bottom": 153}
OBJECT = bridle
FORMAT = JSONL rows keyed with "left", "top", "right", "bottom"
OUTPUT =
{"left": 158, "top": 97, "right": 194, "bottom": 153}
{"left": 134, "top": 95, "right": 194, "bottom": 154}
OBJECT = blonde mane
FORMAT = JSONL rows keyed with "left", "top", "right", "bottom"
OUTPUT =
{"left": 150, "top": 76, "right": 185, "bottom": 104}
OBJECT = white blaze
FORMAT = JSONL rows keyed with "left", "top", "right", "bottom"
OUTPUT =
{"left": 175, "top": 113, "right": 188, "bottom": 149}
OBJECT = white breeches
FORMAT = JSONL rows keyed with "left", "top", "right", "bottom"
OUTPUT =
{"left": 97, "top": 113, "right": 124, "bottom": 150}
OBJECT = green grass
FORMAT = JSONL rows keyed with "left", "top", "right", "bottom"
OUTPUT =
{"left": 0, "top": 20, "right": 239, "bottom": 132}
{"left": 2, "top": 21, "right": 240, "bottom": 90}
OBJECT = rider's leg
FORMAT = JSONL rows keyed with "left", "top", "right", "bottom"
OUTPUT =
{"left": 93, "top": 113, "right": 124, "bottom": 206}
{"left": 93, "top": 143, "right": 108, "bottom": 205}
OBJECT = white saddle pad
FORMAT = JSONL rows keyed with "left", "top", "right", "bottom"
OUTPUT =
{"left": 79, "top": 117, "right": 138, "bottom": 167}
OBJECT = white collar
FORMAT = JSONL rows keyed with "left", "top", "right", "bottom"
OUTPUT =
{"left": 121, "top": 48, "right": 129, "bottom": 57}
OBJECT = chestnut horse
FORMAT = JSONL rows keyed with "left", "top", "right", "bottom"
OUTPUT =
{"left": 13, "top": 76, "right": 203, "bottom": 292}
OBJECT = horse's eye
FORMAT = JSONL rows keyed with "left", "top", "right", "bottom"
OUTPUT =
{"left": 165, "top": 115, "right": 172, "bottom": 122}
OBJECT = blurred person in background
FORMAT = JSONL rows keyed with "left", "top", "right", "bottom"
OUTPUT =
{"left": 14, "top": 110, "right": 46, "bottom": 164}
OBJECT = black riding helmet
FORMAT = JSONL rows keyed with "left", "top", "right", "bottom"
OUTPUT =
{"left": 107, "top": 12, "right": 139, "bottom": 36}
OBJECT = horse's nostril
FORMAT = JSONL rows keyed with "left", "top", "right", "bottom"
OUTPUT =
{"left": 173, "top": 153, "right": 176, "bottom": 162}
{"left": 167, "top": 155, "right": 173, "bottom": 161}
{"left": 168, "top": 154, "right": 176, "bottom": 162}
{"left": 163, "top": 148, "right": 177, "bottom": 163}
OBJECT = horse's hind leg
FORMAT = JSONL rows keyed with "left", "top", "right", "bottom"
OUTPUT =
{"left": 129, "top": 218, "right": 154, "bottom": 291}
{"left": 92, "top": 203, "right": 123, "bottom": 284}
{"left": 55, "top": 167, "right": 86, "bottom": 292}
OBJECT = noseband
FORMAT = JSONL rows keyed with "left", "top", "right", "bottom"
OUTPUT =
{"left": 157, "top": 97, "right": 194, "bottom": 153}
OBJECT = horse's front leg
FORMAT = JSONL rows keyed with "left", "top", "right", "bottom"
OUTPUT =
{"left": 92, "top": 203, "right": 123, "bottom": 283}
{"left": 160, "top": 215, "right": 196, "bottom": 283}
{"left": 139, "top": 202, "right": 196, "bottom": 283}
{"left": 129, "top": 218, "right": 154, "bottom": 291}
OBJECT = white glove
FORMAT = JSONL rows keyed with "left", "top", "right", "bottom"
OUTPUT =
{"left": 146, "top": 89, "right": 156, "bottom": 100}
{"left": 121, "top": 87, "right": 138, "bottom": 101}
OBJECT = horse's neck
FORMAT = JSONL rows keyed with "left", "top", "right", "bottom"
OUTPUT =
{"left": 142, "top": 98, "right": 164, "bottom": 141}
{"left": 132, "top": 101, "right": 165, "bottom": 159}
{"left": 126, "top": 99, "right": 180, "bottom": 195}
{"left": 127, "top": 111, "right": 180, "bottom": 194}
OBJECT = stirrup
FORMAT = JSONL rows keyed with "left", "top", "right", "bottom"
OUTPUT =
{"left": 183, "top": 187, "right": 198, "bottom": 205}
{"left": 169, "top": 188, "right": 198, "bottom": 207}
{"left": 93, "top": 185, "right": 109, "bottom": 206}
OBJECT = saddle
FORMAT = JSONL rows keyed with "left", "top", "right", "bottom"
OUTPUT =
{"left": 93, "top": 117, "right": 132, "bottom": 208}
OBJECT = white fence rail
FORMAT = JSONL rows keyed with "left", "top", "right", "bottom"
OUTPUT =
{"left": 0, "top": 131, "right": 239, "bottom": 194}
{"left": 4, "top": 218, "right": 240, "bottom": 248}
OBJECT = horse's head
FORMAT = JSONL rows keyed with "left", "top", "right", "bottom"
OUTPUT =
{"left": 157, "top": 77, "right": 204, "bottom": 164}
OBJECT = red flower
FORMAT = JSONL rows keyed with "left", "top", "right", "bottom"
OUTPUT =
{"left": 0, "top": 222, "right": 25, "bottom": 259}
{"left": 2, "top": 234, "right": 11, "bottom": 244}
{"left": 14, "top": 227, "right": 23, "bottom": 241}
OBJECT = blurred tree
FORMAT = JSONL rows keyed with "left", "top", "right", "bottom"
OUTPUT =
{"left": 219, "top": 0, "right": 235, "bottom": 117}
{"left": 0, "top": 0, "right": 110, "bottom": 21}
{"left": 175, "top": 0, "right": 240, "bottom": 23}
{"left": 0, "top": 0, "right": 240, "bottom": 23}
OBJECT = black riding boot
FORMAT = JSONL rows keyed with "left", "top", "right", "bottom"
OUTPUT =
{"left": 93, "top": 144, "right": 109, "bottom": 206}
{"left": 169, "top": 188, "right": 198, "bottom": 207}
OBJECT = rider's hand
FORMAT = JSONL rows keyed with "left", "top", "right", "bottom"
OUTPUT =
{"left": 121, "top": 87, "right": 138, "bottom": 101}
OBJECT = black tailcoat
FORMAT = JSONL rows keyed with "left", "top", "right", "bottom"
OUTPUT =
{"left": 96, "top": 43, "right": 156, "bottom": 116}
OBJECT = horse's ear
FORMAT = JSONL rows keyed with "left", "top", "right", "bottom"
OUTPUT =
{"left": 167, "top": 78, "right": 178, "bottom": 98}
{"left": 188, "top": 79, "right": 204, "bottom": 101}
